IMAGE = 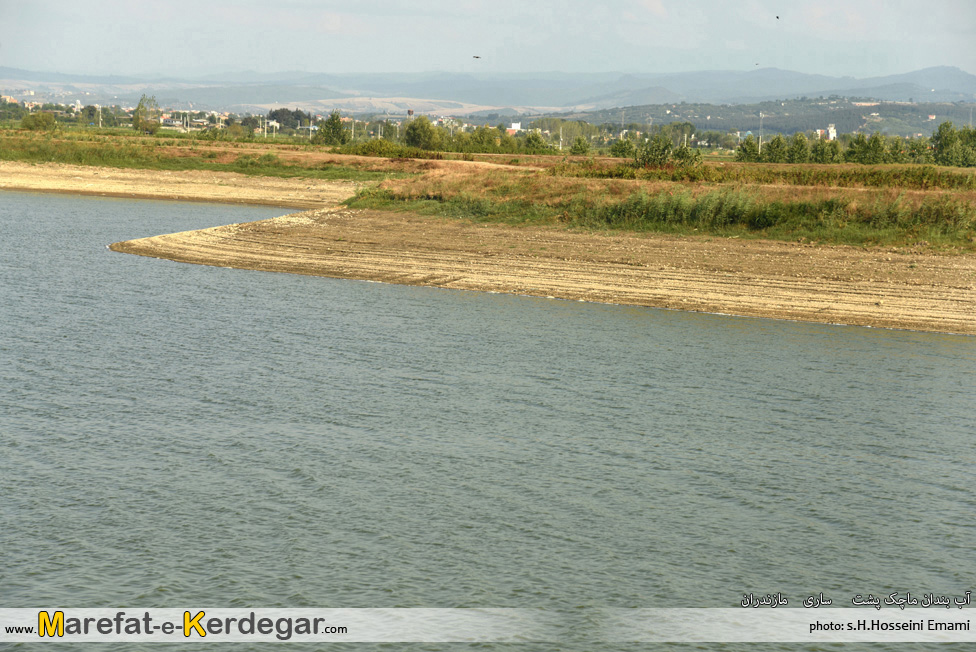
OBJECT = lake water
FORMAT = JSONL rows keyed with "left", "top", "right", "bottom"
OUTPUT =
{"left": 1, "top": 191, "right": 974, "bottom": 650}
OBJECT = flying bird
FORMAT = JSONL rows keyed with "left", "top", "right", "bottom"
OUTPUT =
{"left": 473, "top": 55, "right": 481, "bottom": 59}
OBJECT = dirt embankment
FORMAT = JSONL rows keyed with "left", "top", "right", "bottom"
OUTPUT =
{"left": 112, "top": 207, "right": 976, "bottom": 335}
{"left": 3, "top": 161, "right": 974, "bottom": 334}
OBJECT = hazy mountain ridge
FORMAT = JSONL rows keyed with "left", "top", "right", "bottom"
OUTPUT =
{"left": 2, "top": 66, "right": 973, "bottom": 114}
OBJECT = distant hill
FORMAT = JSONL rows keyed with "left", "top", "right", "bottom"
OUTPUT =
{"left": 0, "top": 66, "right": 147, "bottom": 85}
{"left": 1, "top": 66, "right": 973, "bottom": 115}
{"left": 570, "top": 96, "right": 975, "bottom": 138}
{"left": 569, "top": 67, "right": 976, "bottom": 107}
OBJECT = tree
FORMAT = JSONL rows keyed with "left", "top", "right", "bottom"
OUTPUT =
{"left": 906, "top": 137, "right": 933, "bottom": 164}
{"left": 267, "top": 108, "right": 311, "bottom": 131}
{"left": 312, "top": 110, "right": 348, "bottom": 146}
{"left": 569, "top": 135, "right": 590, "bottom": 155}
{"left": 0, "top": 99, "right": 26, "bottom": 121}
{"left": 786, "top": 133, "right": 810, "bottom": 163}
{"left": 379, "top": 119, "right": 401, "bottom": 142}
{"left": 672, "top": 144, "right": 702, "bottom": 167}
{"left": 81, "top": 105, "right": 98, "bottom": 125}
{"left": 735, "top": 135, "right": 760, "bottom": 162}
{"left": 962, "top": 146, "right": 976, "bottom": 167}
{"left": 522, "top": 131, "right": 549, "bottom": 153}
{"left": 761, "top": 134, "right": 788, "bottom": 163}
{"left": 21, "top": 112, "right": 57, "bottom": 131}
{"left": 865, "top": 132, "right": 887, "bottom": 164}
{"left": 959, "top": 126, "right": 976, "bottom": 167}
{"left": 931, "top": 121, "right": 961, "bottom": 166}
{"left": 719, "top": 131, "right": 739, "bottom": 150}
{"left": 937, "top": 140, "right": 965, "bottom": 167}
{"left": 659, "top": 121, "right": 694, "bottom": 147}
{"left": 457, "top": 126, "right": 496, "bottom": 153}
{"left": 885, "top": 135, "right": 908, "bottom": 164}
{"left": 496, "top": 130, "right": 518, "bottom": 154}
{"left": 609, "top": 138, "right": 636, "bottom": 158}
{"left": 960, "top": 126, "right": 976, "bottom": 150}
{"left": 404, "top": 116, "right": 439, "bottom": 150}
{"left": 810, "top": 137, "right": 841, "bottom": 164}
{"left": 132, "top": 94, "right": 159, "bottom": 134}
{"left": 844, "top": 133, "right": 869, "bottom": 164}
{"left": 99, "top": 106, "right": 120, "bottom": 128}
{"left": 635, "top": 133, "right": 673, "bottom": 167}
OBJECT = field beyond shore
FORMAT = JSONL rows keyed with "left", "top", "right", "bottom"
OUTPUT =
{"left": 3, "top": 160, "right": 975, "bottom": 334}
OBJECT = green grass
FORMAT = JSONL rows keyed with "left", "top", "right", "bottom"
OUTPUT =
{"left": 346, "top": 185, "right": 976, "bottom": 249}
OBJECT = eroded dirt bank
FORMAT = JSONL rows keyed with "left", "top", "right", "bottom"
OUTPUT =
{"left": 110, "top": 206, "right": 976, "bottom": 335}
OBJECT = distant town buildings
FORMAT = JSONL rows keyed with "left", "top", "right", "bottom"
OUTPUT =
{"left": 815, "top": 124, "right": 838, "bottom": 141}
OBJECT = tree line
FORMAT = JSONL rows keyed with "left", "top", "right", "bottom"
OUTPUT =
{"left": 8, "top": 97, "right": 976, "bottom": 168}
{"left": 734, "top": 122, "right": 976, "bottom": 166}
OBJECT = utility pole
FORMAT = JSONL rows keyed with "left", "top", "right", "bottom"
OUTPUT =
{"left": 759, "top": 112, "right": 764, "bottom": 155}
{"left": 559, "top": 125, "right": 563, "bottom": 151}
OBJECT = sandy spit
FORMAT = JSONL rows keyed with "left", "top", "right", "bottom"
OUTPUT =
{"left": 113, "top": 207, "right": 975, "bottom": 336}
{"left": 3, "top": 161, "right": 974, "bottom": 334}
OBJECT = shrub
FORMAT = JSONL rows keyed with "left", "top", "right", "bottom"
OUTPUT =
{"left": 634, "top": 134, "right": 672, "bottom": 167}
{"left": 340, "top": 139, "right": 443, "bottom": 160}
{"left": 21, "top": 113, "right": 57, "bottom": 131}
{"left": 569, "top": 136, "right": 590, "bottom": 155}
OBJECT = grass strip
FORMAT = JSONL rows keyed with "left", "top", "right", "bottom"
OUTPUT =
{"left": 346, "top": 185, "right": 976, "bottom": 249}
{"left": 549, "top": 159, "right": 976, "bottom": 191}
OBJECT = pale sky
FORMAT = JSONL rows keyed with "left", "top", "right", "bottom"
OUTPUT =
{"left": 1, "top": 0, "right": 974, "bottom": 78}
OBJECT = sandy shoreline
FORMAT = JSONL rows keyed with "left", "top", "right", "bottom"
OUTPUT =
{"left": 0, "top": 161, "right": 356, "bottom": 208}
{"left": 4, "top": 161, "right": 975, "bottom": 334}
